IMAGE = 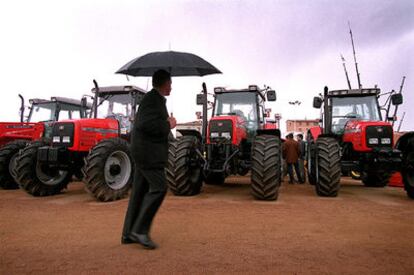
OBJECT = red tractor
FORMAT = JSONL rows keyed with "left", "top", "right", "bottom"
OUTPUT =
{"left": 308, "top": 86, "right": 414, "bottom": 199}
{"left": 167, "top": 85, "right": 283, "bottom": 200}
{"left": 14, "top": 83, "right": 146, "bottom": 201}
{"left": 0, "top": 96, "right": 89, "bottom": 189}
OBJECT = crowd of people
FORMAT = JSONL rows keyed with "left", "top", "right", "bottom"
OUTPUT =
{"left": 282, "top": 133, "right": 307, "bottom": 184}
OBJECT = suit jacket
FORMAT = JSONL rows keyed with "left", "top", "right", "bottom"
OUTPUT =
{"left": 282, "top": 139, "right": 300, "bottom": 164}
{"left": 131, "top": 89, "right": 170, "bottom": 169}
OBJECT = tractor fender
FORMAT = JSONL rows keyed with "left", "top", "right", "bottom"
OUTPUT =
{"left": 177, "top": 129, "right": 202, "bottom": 141}
{"left": 256, "top": 129, "right": 281, "bottom": 138}
{"left": 395, "top": 131, "right": 414, "bottom": 152}
{"left": 308, "top": 126, "right": 323, "bottom": 141}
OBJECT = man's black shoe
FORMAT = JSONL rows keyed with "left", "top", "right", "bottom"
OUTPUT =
{"left": 121, "top": 236, "right": 135, "bottom": 245}
{"left": 128, "top": 233, "right": 158, "bottom": 250}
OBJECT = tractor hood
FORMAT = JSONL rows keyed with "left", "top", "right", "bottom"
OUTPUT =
{"left": 343, "top": 120, "right": 394, "bottom": 152}
{"left": 0, "top": 122, "right": 44, "bottom": 147}
{"left": 207, "top": 115, "right": 248, "bottom": 145}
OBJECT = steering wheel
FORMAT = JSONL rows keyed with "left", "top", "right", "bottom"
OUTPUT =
{"left": 345, "top": 112, "right": 362, "bottom": 119}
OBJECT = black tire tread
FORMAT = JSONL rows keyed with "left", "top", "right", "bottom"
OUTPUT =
{"left": 315, "top": 137, "right": 341, "bottom": 197}
{"left": 82, "top": 138, "right": 133, "bottom": 202}
{"left": 166, "top": 136, "right": 202, "bottom": 196}
{"left": 14, "top": 141, "right": 71, "bottom": 196}
{"left": 0, "top": 140, "right": 28, "bottom": 189}
{"left": 250, "top": 135, "right": 282, "bottom": 201}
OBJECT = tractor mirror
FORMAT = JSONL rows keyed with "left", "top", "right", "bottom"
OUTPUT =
{"left": 266, "top": 90, "right": 276, "bottom": 101}
{"left": 196, "top": 94, "right": 205, "bottom": 105}
{"left": 313, "top": 97, "right": 322, "bottom": 108}
{"left": 391, "top": 94, "right": 403, "bottom": 106}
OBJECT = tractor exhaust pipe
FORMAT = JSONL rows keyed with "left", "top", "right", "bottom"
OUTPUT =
{"left": 18, "top": 94, "right": 25, "bottom": 123}
{"left": 202, "top": 82, "right": 208, "bottom": 144}
{"left": 92, "top": 80, "right": 99, "bottom": 119}
{"left": 323, "top": 86, "right": 331, "bottom": 134}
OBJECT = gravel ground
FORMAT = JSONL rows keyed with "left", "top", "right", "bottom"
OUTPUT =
{"left": 1, "top": 177, "right": 413, "bottom": 274}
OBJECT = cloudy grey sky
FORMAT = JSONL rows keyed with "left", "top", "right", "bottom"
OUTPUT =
{"left": 0, "top": 0, "right": 413, "bottom": 133}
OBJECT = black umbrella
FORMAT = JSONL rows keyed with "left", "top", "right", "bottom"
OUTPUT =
{"left": 115, "top": 51, "right": 222, "bottom": 77}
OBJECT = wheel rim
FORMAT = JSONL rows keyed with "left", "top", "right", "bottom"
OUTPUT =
{"left": 36, "top": 163, "right": 68, "bottom": 186}
{"left": 104, "top": 150, "right": 131, "bottom": 190}
{"left": 405, "top": 152, "right": 414, "bottom": 186}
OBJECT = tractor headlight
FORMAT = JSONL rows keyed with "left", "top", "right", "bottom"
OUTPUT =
{"left": 53, "top": 136, "right": 60, "bottom": 143}
{"left": 381, "top": 138, "right": 391, "bottom": 145}
{"left": 62, "top": 136, "right": 71, "bottom": 143}
{"left": 221, "top": 132, "right": 231, "bottom": 139}
{"left": 368, "top": 138, "right": 379, "bottom": 145}
{"left": 211, "top": 132, "right": 219, "bottom": 138}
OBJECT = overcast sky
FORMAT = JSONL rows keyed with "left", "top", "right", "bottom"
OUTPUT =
{"left": 0, "top": 0, "right": 413, "bottom": 133}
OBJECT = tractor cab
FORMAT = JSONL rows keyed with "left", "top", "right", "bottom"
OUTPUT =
{"left": 316, "top": 88, "right": 383, "bottom": 135}
{"left": 91, "top": 85, "right": 146, "bottom": 136}
{"left": 25, "top": 97, "right": 90, "bottom": 123}
{"left": 208, "top": 85, "right": 276, "bottom": 144}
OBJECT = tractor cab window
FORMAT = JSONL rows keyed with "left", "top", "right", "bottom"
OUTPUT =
{"left": 214, "top": 92, "right": 258, "bottom": 121}
{"left": 58, "top": 104, "right": 84, "bottom": 120}
{"left": 29, "top": 103, "right": 57, "bottom": 122}
{"left": 214, "top": 92, "right": 258, "bottom": 136}
{"left": 98, "top": 93, "right": 134, "bottom": 134}
{"left": 331, "top": 95, "right": 381, "bottom": 134}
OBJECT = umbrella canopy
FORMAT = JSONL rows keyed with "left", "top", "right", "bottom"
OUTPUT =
{"left": 116, "top": 51, "right": 222, "bottom": 77}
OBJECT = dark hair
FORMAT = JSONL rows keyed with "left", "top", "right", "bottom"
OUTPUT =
{"left": 297, "top": 134, "right": 303, "bottom": 139}
{"left": 287, "top": 133, "right": 294, "bottom": 139}
{"left": 152, "top": 69, "right": 171, "bottom": 88}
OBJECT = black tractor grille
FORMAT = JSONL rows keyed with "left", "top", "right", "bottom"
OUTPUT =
{"left": 52, "top": 122, "right": 75, "bottom": 147}
{"left": 209, "top": 120, "right": 233, "bottom": 142}
{"left": 365, "top": 125, "right": 393, "bottom": 148}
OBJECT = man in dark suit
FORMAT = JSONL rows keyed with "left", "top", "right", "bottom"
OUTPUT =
{"left": 122, "top": 69, "right": 176, "bottom": 249}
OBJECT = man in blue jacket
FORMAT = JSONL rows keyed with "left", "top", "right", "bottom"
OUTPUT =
{"left": 122, "top": 69, "right": 176, "bottom": 249}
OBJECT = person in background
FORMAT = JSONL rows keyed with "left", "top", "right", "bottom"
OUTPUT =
{"left": 122, "top": 69, "right": 176, "bottom": 250}
{"left": 282, "top": 133, "right": 304, "bottom": 184}
{"left": 296, "top": 133, "right": 306, "bottom": 183}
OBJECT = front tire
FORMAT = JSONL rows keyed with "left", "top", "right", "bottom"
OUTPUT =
{"left": 401, "top": 138, "right": 414, "bottom": 199}
{"left": 251, "top": 135, "right": 282, "bottom": 201}
{"left": 315, "top": 137, "right": 341, "bottom": 197}
{"left": 15, "top": 141, "right": 72, "bottom": 196}
{"left": 166, "top": 136, "right": 203, "bottom": 196}
{"left": 83, "top": 138, "right": 133, "bottom": 202}
{"left": 0, "top": 140, "right": 28, "bottom": 189}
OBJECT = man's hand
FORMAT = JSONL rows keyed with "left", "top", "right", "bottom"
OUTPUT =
{"left": 168, "top": 114, "right": 176, "bottom": 129}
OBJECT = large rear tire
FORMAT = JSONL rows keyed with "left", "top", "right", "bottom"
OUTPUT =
{"left": 307, "top": 142, "right": 317, "bottom": 185}
{"left": 362, "top": 171, "right": 390, "bottom": 187}
{"left": 0, "top": 140, "right": 28, "bottom": 189}
{"left": 83, "top": 138, "right": 133, "bottom": 202}
{"left": 15, "top": 141, "right": 72, "bottom": 196}
{"left": 166, "top": 136, "right": 203, "bottom": 196}
{"left": 401, "top": 138, "right": 414, "bottom": 199}
{"left": 251, "top": 135, "right": 282, "bottom": 201}
{"left": 315, "top": 137, "right": 341, "bottom": 197}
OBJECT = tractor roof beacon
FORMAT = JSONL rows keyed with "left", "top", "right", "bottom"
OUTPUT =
{"left": 308, "top": 86, "right": 414, "bottom": 199}
{"left": 166, "top": 84, "right": 283, "bottom": 200}
{"left": 0, "top": 95, "right": 89, "bottom": 190}
{"left": 14, "top": 82, "right": 147, "bottom": 202}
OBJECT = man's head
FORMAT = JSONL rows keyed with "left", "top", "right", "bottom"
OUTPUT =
{"left": 152, "top": 69, "right": 172, "bottom": 96}
{"left": 287, "top": 133, "right": 294, "bottom": 139}
{"left": 297, "top": 134, "right": 303, "bottom": 141}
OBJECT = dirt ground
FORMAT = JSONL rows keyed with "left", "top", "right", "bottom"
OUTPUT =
{"left": 1, "top": 177, "right": 413, "bottom": 274}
